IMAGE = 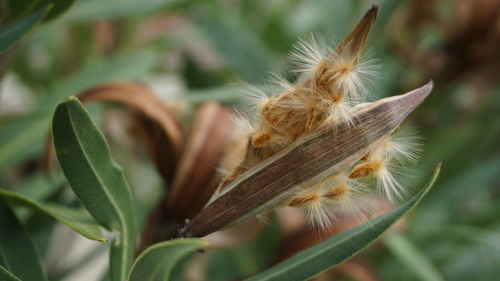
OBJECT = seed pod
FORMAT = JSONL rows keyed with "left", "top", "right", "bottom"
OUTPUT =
{"left": 183, "top": 82, "right": 433, "bottom": 237}
{"left": 216, "top": 6, "right": 380, "bottom": 191}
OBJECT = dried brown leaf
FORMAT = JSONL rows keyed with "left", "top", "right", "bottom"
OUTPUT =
{"left": 167, "top": 102, "right": 234, "bottom": 218}
{"left": 138, "top": 102, "right": 237, "bottom": 250}
{"left": 43, "top": 82, "right": 182, "bottom": 182}
{"left": 78, "top": 83, "right": 182, "bottom": 153}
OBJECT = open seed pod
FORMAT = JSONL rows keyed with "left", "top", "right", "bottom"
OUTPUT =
{"left": 184, "top": 83, "right": 432, "bottom": 237}
{"left": 181, "top": 6, "right": 433, "bottom": 238}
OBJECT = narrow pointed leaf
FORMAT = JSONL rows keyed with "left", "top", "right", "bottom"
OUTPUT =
{"left": 37, "top": 0, "right": 76, "bottom": 21}
{"left": 63, "top": 0, "right": 186, "bottom": 22}
{"left": 52, "top": 97, "right": 138, "bottom": 281}
{"left": 0, "top": 6, "right": 50, "bottom": 53}
{"left": 128, "top": 239, "right": 208, "bottom": 281}
{"left": 245, "top": 163, "right": 442, "bottom": 281}
{"left": 6, "top": 0, "right": 75, "bottom": 21}
{"left": 0, "top": 189, "right": 105, "bottom": 242}
{"left": 0, "top": 201, "right": 48, "bottom": 281}
{"left": 0, "top": 265, "right": 22, "bottom": 281}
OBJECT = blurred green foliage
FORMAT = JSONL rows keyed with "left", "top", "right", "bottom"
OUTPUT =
{"left": 1, "top": 0, "right": 499, "bottom": 280}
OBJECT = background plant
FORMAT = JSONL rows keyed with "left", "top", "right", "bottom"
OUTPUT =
{"left": 0, "top": 0, "right": 499, "bottom": 281}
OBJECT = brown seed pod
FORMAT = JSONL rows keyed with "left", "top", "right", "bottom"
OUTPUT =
{"left": 215, "top": 6, "right": 380, "bottom": 192}
{"left": 183, "top": 81, "right": 433, "bottom": 237}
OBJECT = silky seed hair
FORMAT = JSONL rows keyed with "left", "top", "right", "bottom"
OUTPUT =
{"left": 212, "top": 6, "right": 423, "bottom": 230}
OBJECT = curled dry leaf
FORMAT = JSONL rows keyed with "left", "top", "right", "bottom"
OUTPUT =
{"left": 139, "top": 102, "right": 243, "bottom": 251}
{"left": 183, "top": 82, "right": 433, "bottom": 237}
{"left": 132, "top": 113, "right": 179, "bottom": 183}
{"left": 167, "top": 102, "right": 235, "bottom": 219}
{"left": 43, "top": 82, "right": 182, "bottom": 182}
{"left": 79, "top": 83, "right": 182, "bottom": 180}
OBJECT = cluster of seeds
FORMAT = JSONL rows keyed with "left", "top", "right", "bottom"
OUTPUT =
{"left": 214, "top": 6, "right": 423, "bottom": 229}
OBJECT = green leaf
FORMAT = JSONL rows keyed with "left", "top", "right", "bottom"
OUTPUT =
{"left": 0, "top": 6, "right": 50, "bottom": 53}
{"left": 5, "top": 173, "right": 64, "bottom": 222}
{"left": 196, "top": 15, "right": 274, "bottom": 82}
{"left": 0, "top": 189, "right": 105, "bottom": 242}
{"left": 0, "top": 201, "right": 48, "bottom": 281}
{"left": 0, "top": 48, "right": 157, "bottom": 171}
{"left": 6, "top": 0, "right": 74, "bottom": 21}
{"left": 414, "top": 155, "right": 500, "bottom": 226}
{"left": 385, "top": 233, "right": 445, "bottom": 281}
{"left": 246, "top": 163, "right": 442, "bottom": 281}
{"left": 0, "top": 265, "right": 22, "bottom": 281}
{"left": 52, "top": 97, "right": 139, "bottom": 281}
{"left": 15, "top": 173, "right": 64, "bottom": 202}
{"left": 184, "top": 87, "right": 244, "bottom": 105}
{"left": 128, "top": 239, "right": 208, "bottom": 281}
{"left": 0, "top": 114, "right": 49, "bottom": 171}
{"left": 62, "top": 0, "right": 186, "bottom": 22}
{"left": 37, "top": 0, "right": 76, "bottom": 21}
{"left": 436, "top": 224, "right": 500, "bottom": 281}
